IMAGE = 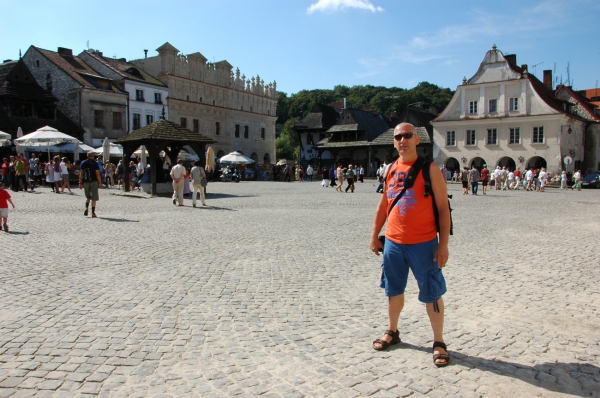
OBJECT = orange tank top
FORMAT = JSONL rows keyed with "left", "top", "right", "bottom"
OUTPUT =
{"left": 385, "top": 158, "right": 437, "bottom": 244}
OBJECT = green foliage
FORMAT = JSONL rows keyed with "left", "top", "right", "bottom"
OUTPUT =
{"left": 276, "top": 82, "right": 454, "bottom": 125}
{"left": 275, "top": 118, "right": 300, "bottom": 160}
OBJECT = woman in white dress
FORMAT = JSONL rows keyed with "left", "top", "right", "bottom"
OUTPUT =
{"left": 538, "top": 167, "right": 548, "bottom": 192}
{"left": 52, "top": 156, "right": 62, "bottom": 193}
{"left": 45, "top": 160, "right": 55, "bottom": 192}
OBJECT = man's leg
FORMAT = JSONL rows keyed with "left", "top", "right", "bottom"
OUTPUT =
{"left": 373, "top": 294, "right": 405, "bottom": 349}
{"left": 426, "top": 298, "right": 448, "bottom": 365}
{"left": 192, "top": 185, "right": 198, "bottom": 206}
{"left": 178, "top": 181, "right": 184, "bottom": 205}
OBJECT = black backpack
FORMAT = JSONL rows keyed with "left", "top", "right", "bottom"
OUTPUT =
{"left": 81, "top": 162, "right": 95, "bottom": 183}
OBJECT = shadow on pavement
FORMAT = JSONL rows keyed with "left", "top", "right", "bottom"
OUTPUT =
{"left": 3, "top": 231, "right": 29, "bottom": 235}
{"left": 397, "top": 343, "right": 598, "bottom": 397}
{"left": 97, "top": 217, "right": 139, "bottom": 223}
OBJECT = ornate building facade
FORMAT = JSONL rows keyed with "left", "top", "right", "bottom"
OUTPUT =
{"left": 432, "top": 45, "right": 589, "bottom": 175}
{"left": 130, "top": 43, "right": 277, "bottom": 165}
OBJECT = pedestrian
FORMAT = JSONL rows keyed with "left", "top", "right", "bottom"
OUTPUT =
{"left": 329, "top": 165, "right": 336, "bottom": 187}
{"left": 104, "top": 161, "right": 114, "bottom": 188}
{"left": 32, "top": 158, "right": 42, "bottom": 190}
{"left": 461, "top": 166, "right": 469, "bottom": 195}
{"left": 468, "top": 165, "right": 480, "bottom": 195}
{"left": 1, "top": 158, "right": 9, "bottom": 187}
{"left": 117, "top": 160, "right": 124, "bottom": 189}
{"left": 15, "top": 154, "right": 27, "bottom": 192}
{"left": 170, "top": 159, "right": 186, "bottom": 206}
{"left": 370, "top": 123, "right": 450, "bottom": 367}
{"left": 525, "top": 168, "right": 534, "bottom": 191}
{"left": 60, "top": 157, "right": 72, "bottom": 194}
{"left": 52, "top": 155, "right": 62, "bottom": 193}
{"left": 514, "top": 168, "right": 521, "bottom": 190}
{"left": 78, "top": 151, "right": 103, "bottom": 218}
{"left": 452, "top": 170, "right": 458, "bottom": 182}
{"left": 306, "top": 164, "right": 313, "bottom": 182}
{"left": 321, "top": 166, "right": 330, "bottom": 187}
{"left": 358, "top": 165, "right": 365, "bottom": 183}
{"left": 190, "top": 160, "right": 207, "bottom": 207}
{"left": 376, "top": 162, "right": 386, "bottom": 193}
{"left": 480, "top": 164, "right": 489, "bottom": 195}
{"left": 572, "top": 170, "right": 581, "bottom": 191}
{"left": 507, "top": 169, "right": 515, "bottom": 190}
{"left": 539, "top": 167, "right": 548, "bottom": 192}
{"left": 345, "top": 164, "right": 355, "bottom": 193}
{"left": 183, "top": 168, "right": 191, "bottom": 196}
{"left": 0, "top": 181, "right": 16, "bottom": 232}
{"left": 45, "top": 159, "right": 55, "bottom": 192}
{"left": 128, "top": 161, "right": 137, "bottom": 190}
{"left": 440, "top": 165, "right": 448, "bottom": 184}
{"left": 560, "top": 171, "right": 567, "bottom": 189}
{"left": 28, "top": 153, "right": 37, "bottom": 191}
{"left": 500, "top": 167, "right": 508, "bottom": 190}
{"left": 335, "top": 163, "right": 344, "bottom": 192}
{"left": 283, "top": 165, "right": 291, "bottom": 182}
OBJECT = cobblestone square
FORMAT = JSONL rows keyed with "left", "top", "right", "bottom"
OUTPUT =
{"left": 1, "top": 181, "right": 599, "bottom": 397}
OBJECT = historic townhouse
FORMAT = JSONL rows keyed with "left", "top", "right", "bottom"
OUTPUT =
{"left": 22, "top": 46, "right": 128, "bottom": 146}
{"left": 79, "top": 50, "right": 169, "bottom": 134}
{"left": 432, "top": 45, "right": 588, "bottom": 175}
{"left": 130, "top": 43, "right": 277, "bottom": 166}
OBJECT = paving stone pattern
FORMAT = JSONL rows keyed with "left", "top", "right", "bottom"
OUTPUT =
{"left": 1, "top": 181, "right": 599, "bottom": 397}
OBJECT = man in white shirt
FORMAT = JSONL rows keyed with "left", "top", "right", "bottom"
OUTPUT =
{"left": 572, "top": 170, "right": 582, "bottom": 191}
{"left": 170, "top": 159, "right": 186, "bottom": 206}
{"left": 525, "top": 169, "right": 534, "bottom": 191}
{"left": 306, "top": 165, "right": 313, "bottom": 182}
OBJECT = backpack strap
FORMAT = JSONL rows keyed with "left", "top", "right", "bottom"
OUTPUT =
{"left": 385, "top": 157, "right": 426, "bottom": 217}
{"left": 422, "top": 162, "right": 454, "bottom": 236}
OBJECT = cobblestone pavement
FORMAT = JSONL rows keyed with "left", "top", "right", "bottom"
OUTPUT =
{"left": 1, "top": 180, "right": 599, "bottom": 397}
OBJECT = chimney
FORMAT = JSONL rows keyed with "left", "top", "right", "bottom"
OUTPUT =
{"left": 543, "top": 70, "right": 553, "bottom": 91}
{"left": 343, "top": 98, "right": 346, "bottom": 109}
{"left": 504, "top": 54, "right": 516, "bottom": 66}
{"left": 521, "top": 64, "right": 528, "bottom": 72}
{"left": 57, "top": 47, "right": 73, "bottom": 57}
{"left": 144, "top": 49, "right": 148, "bottom": 58}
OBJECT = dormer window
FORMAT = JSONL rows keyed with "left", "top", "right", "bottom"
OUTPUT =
{"left": 509, "top": 98, "right": 519, "bottom": 111}
{"left": 469, "top": 101, "right": 478, "bottom": 114}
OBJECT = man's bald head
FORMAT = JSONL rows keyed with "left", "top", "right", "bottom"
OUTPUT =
{"left": 394, "top": 123, "right": 416, "bottom": 134}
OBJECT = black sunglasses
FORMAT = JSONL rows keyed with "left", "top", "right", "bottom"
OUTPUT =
{"left": 394, "top": 132, "right": 415, "bottom": 140}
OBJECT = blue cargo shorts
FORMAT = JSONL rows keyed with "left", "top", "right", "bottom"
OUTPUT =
{"left": 379, "top": 237, "right": 446, "bottom": 303}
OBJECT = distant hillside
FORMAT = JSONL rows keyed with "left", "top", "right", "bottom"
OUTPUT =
{"left": 276, "top": 82, "right": 455, "bottom": 125}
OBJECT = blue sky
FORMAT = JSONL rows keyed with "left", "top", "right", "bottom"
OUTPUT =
{"left": 2, "top": 0, "right": 599, "bottom": 96}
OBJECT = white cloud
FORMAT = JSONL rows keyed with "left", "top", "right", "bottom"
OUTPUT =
{"left": 307, "top": 0, "right": 384, "bottom": 14}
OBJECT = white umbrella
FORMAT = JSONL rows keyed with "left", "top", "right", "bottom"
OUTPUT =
{"left": 102, "top": 137, "right": 110, "bottom": 163}
{"left": 14, "top": 125, "right": 81, "bottom": 162}
{"left": 0, "top": 131, "right": 11, "bottom": 140}
{"left": 219, "top": 151, "right": 255, "bottom": 165}
{"left": 94, "top": 143, "right": 123, "bottom": 157}
{"left": 16, "top": 127, "right": 24, "bottom": 156}
{"left": 205, "top": 147, "right": 215, "bottom": 171}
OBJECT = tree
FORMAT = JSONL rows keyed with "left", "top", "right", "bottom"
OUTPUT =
{"left": 276, "top": 118, "right": 300, "bottom": 160}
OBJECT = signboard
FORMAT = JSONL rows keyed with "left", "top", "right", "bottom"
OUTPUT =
{"left": 564, "top": 156, "right": 572, "bottom": 165}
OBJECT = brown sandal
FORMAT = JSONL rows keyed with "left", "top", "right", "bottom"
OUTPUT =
{"left": 432, "top": 341, "right": 450, "bottom": 367}
{"left": 373, "top": 329, "right": 401, "bottom": 351}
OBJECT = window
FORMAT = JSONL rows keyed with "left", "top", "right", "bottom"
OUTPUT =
{"left": 133, "top": 113, "right": 141, "bottom": 130}
{"left": 135, "top": 90, "right": 144, "bottom": 101}
{"left": 466, "top": 130, "right": 476, "bottom": 145}
{"left": 94, "top": 110, "right": 104, "bottom": 128}
{"left": 250, "top": 106, "right": 253, "bottom": 112}
{"left": 486, "top": 128, "right": 497, "bottom": 145}
{"left": 509, "top": 97, "right": 519, "bottom": 111}
{"left": 216, "top": 122, "right": 221, "bottom": 135}
{"left": 235, "top": 124, "right": 240, "bottom": 138}
{"left": 180, "top": 118, "right": 187, "bottom": 128}
{"left": 244, "top": 125, "right": 249, "bottom": 139}
{"left": 241, "top": 106, "right": 243, "bottom": 111}
{"left": 113, "top": 112, "right": 122, "bottom": 129}
{"left": 154, "top": 93, "right": 162, "bottom": 104}
{"left": 193, "top": 119, "right": 199, "bottom": 133}
{"left": 261, "top": 128, "right": 265, "bottom": 140}
{"left": 186, "top": 95, "right": 189, "bottom": 101}
{"left": 36, "top": 60, "right": 40, "bottom": 67}
{"left": 488, "top": 99, "right": 497, "bottom": 113}
{"left": 199, "top": 97, "right": 203, "bottom": 103}
{"left": 509, "top": 127, "right": 520, "bottom": 144}
{"left": 212, "top": 100, "right": 215, "bottom": 106}
{"left": 446, "top": 131, "right": 455, "bottom": 146}
{"left": 469, "top": 101, "right": 478, "bottom": 114}
{"left": 533, "top": 126, "right": 544, "bottom": 143}
{"left": 146, "top": 115, "right": 153, "bottom": 126}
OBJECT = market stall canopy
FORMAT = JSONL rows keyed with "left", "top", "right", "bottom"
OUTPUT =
{"left": 0, "top": 131, "right": 11, "bottom": 140}
{"left": 219, "top": 151, "right": 255, "bottom": 165}
{"left": 94, "top": 143, "right": 124, "bottom": 157}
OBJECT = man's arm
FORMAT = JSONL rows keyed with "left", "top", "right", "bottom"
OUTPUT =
{"left": 95, "top": 169, "right": 103, "bottom": 187}
{"left": 429, "top": 163, "right": 450, "bottom": 268}
{"left": 369, "top": 185, "right": 388, "bottom": 256}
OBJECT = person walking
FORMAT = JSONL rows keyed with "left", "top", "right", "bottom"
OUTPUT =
{"left": 0, "top": 180, "right": 16, "bottom": 232}
{"left": 560, "top": 171, "right": 567, "bottom": 189}
{"left": 306, "top": 164, "right": 313, "bottom": 182}
{"left": 344, "top": 164, "right": 355, "bottom": 193}
{"left": 60, "top": 157, "right": 72, "bottom": 194}
{"left": 370, "top": 122, "right": 451, "bottom": 367}
{"left": 461, "top": 166, "right": 469, "bottom": 195}
{"left": 335, "top": 163, "right": 344, "bottom": 192}
{"left": 539, "top": 167, "right": 548, "bottom": 192}
{"left": 525, "top": 168, "right": 534, "bottom": 191}
{"left": 1, "top": 158, "right": 10, "bottom": 188}
{"left": 514, "top": 168, "right": 521, "bottom": 190}
{"left": 480, "top": 164, "right": 489, "bottom": 195}
{"left": 15, "top": 155, "right": 27, "bottom": 192}
{"left": 572, "top": 170, "right": 582, "bottom": 191}
{"left": 329, "top": 165, "right": 336, "bottom": 187}
{"left": 468, "top": 165, "right": 480, "bottom": 195}
{"left": 28, "top": 153, "right": 37, "bottom": 191}
{"left": 321, "top": 166, "right": 330, "bottom": 187}
{"left": 190, "top": 160, "right": 207, "bottom": 207}
{"left": 45, "top": 160, "right": 55, "bottom": 192}
{"left": 52, "top": 156, "right": 62, "bottom": 193}
{"left": 79, "top": 151, "right": 103, "bottom": 218}
{"left": 170, "top": 159, "right": 186, "bottom": 206}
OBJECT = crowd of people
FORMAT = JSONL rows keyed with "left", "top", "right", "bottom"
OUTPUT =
{"left": 453, "top": 164, "right": 584, "bottom": 195}
{"left": 318, "top": 163, "right": 365, "bottom": 193}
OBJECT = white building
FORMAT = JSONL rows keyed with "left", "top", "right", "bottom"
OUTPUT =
{"left": 79, "top": 50, "right": 169, "bottom": 143}
{"left": 432, "top": 45, "right": 588, "bottom": 175}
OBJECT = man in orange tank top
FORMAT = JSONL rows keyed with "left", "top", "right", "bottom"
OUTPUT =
{"left": 369, "top": 123, "right": 451, "bottom": 367}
